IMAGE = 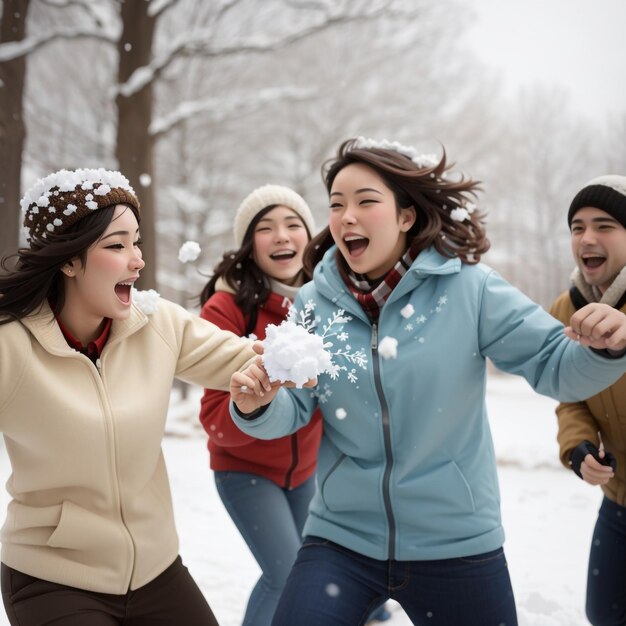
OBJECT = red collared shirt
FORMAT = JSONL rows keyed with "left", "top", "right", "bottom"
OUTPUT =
{"left": 56, "top": 316, "right": 112, "bottom": 364}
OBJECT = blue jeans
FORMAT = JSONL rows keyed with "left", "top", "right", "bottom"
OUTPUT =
{"left": 214, "top": 471, "right": 315, "bottom": 626}
{"left": 586, "top": 496, "right": 626, "bottom": 626}
{"left": 272, "top": 536, "right": 518, "bottom": 626}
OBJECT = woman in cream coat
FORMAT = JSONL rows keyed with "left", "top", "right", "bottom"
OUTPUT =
{"left": 0, "top": 168, "right": 256, "bottom": 625}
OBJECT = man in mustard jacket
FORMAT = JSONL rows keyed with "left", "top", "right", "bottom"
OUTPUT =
{"left": 550, "top": 175, "right": 626, "bottom": 626}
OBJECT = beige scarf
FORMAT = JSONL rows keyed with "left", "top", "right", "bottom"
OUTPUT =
{"left": 571, "top": 265, "right": 626, "bottom": 306}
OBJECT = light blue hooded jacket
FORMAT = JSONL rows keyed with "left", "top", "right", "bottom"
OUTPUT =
{"left": 232, "top": 246, "right": 626, "bottom": 561}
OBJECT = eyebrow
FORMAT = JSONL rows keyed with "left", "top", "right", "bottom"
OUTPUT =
{"left": 571, "top": 216, "right": 618, "bottom": 225}
{"left": 100, "top": 228, "right": 140, "bottom": 241}
{"left": 257, "top": 215, "right": 302, "bottom": 223}
{"left": 330, "top": 187, "right": 383, "bottom": 198}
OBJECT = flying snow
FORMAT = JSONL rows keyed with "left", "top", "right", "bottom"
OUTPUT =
{"left": 178, "top": 241, "right": 201, "bottom": 263}
{"left": 400, "top": 304, "right": 415, "bottom": 319}
{"left": 139, "top": 173, "right": 152, "bottom": 187}
{"left": 378, "top": 336, "right": 398, "bottom": 359}
{"left": 131, "top": 288, "right": 160, "bottom": 314}
{"left": 335, "top": 408, "right": 347, "bottom": 420}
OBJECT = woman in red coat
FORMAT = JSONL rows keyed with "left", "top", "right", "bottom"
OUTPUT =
{"left": 198, "top": 185, "right": 323, "bottom": 626}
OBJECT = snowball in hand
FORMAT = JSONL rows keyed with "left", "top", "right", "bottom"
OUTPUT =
{"left": 378, "top": 336, "right": 398, "bottom": 359}
{"left": 178, "top": 240, "right": 201, "bottom": 263}
{"left": 262, "top": 320, "right": 333, "bottom": 388}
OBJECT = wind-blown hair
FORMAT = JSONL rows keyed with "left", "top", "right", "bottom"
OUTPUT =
{"left": 304, "top": 137, "right": 490, "bottom": 275}
{"left": 0, "top": 204, "right": 139, "bottom": 325}
{"left": 200, "top": 205, "right": 313, "bottom": 317}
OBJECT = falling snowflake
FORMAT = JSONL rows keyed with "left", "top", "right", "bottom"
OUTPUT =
{"left": 415, "top": 315, "right": 427, "bottom": 324}
{"left": 335, "top": 408, "right": 347, "bottom": 420}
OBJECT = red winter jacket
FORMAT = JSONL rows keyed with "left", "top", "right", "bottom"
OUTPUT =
{"left": 199, "top": 290, "right": 322, "bottom": 488}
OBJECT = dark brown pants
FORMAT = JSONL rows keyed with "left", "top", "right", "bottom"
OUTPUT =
{"left": 1, "top": 556, "right": 219, "bottom": 625}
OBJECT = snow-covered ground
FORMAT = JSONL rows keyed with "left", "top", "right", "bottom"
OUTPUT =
{"left": 0, "top": 373, "right": 600, "bottom": 625}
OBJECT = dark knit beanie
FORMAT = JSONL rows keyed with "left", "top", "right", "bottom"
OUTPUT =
{"left": 567, "top": 175, "right": 626, "bottom": 228}
{"left": 21, "top": 168, "right": 140, "bottom": 244}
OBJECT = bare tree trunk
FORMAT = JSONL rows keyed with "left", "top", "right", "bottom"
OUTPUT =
{"left": 115, "top": 1, "right": 157, "bottom": 289}
{"left": 0, "top": 0, "right": 30, "bottom": 261}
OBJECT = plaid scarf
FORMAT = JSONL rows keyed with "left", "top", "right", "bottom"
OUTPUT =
{"left": 337, "top": 242, "right": 419, "bottom": 321}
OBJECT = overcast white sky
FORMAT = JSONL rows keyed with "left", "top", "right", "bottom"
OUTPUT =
{"left": 461, "top": 0, "right": 626, "bottom": 121}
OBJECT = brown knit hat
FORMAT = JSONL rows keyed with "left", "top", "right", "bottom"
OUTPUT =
{"left": 21, "top": 168, "right": 140, "bottom": 244}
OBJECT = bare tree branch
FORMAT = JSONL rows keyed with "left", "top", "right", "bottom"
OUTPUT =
{"left": 148, "top": 0, "right": 181, "bottom": 19}
{"left": 116, "top": 4, "right": 394, "bottom": 97}
{"left": 38, "top": 0, "right": 110, "bottom": 27}
{"left": 150, "top": 86, "right": 315, "bottom": 139}
{"left": 0, "top": 28, "right": 116, "bottom": 61}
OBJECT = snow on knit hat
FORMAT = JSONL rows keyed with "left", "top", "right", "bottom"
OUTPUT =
{"left": 233, "top": 184, "right": 316, "bottom": 247}
{"left": 21, "top": 168, "right": 140, "bottom": 244}
{"left": 567, "top": 175, "right": 626, "bottom": 229}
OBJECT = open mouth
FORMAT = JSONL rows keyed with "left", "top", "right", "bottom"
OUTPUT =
{"left": 344, "top": 235, "right": 369, "bottom": 257}
{"left": 270, "top": 250, "right": 297, "bottom": 262}
{"left": 114, "top": 282, "right": 133, "bottom": 304}
{"left": 582, "top": 256, "right": 606, "bottom": 269}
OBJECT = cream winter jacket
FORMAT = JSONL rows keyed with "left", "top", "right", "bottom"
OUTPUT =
{"left": 0, "top": 298, "right": 255, "bottom": 593}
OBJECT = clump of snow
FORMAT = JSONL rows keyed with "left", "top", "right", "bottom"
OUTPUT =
{"left": 132, "top": 287, "right": 160, "bottom": 314}
{"left": 378, "top": 336, "right": 398, "bottom": 359}
{"left": 335, "top": 408, "right": 347, "bottom": 420}
{"left": 450, "top": 207, "right": 470, "bottom": 222}
{"left": 400, "top": 304, "right": 415, "bottom": 319}
{"left": 262, "top": 320, "right": 333, "bottom": 388}
{"left": 21, "top": 168, "right": 134, "bottom": 215}
{"left": 178, "top": 240, "right": 201, "bottom": 263}
{"left": 353, "top": 137, "right": 438, "bottom": 169}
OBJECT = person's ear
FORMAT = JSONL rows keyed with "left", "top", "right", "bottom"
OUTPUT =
{"left": 61, "top": 260, "right": 76, "bottom": 278}
{"left": 399, "top": 206, "right": 416, "bottom": 232}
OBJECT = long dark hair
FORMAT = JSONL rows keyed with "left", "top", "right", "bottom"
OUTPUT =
{"left": 304, "top": 138, "right": 490, "bottom": 275}
{"left": 200, "top": 205, "right": 313, "bottom": 319}
{"left": 0, "top": 204, "right": 140, "bottom": 324}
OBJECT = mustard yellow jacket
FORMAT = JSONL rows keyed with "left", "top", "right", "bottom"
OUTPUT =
{"left": 0, "top": 298, "right": 255, "bottom": 593}
{"left": 550, "top": 292, "right": 626, "bottom": 505}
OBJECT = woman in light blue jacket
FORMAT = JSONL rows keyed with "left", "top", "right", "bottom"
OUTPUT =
{"left": 230, "top": 138, "right": 626, "bottom": 626}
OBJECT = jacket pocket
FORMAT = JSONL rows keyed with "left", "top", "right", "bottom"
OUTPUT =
{"left": 1, "top": 501, "right": 62, "bottom": 547}
{"left": 320, "top": 453, "right": 381, "bottom": 513}
{"left": 47, "top": 500, "right": 118, "bottom": 551}
{"left": 395, "top": 459, "right": 477, "bottom": 528}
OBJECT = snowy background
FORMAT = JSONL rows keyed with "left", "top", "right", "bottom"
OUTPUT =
{"left": 0, "top": 371, "right": 600, "bottom": 626}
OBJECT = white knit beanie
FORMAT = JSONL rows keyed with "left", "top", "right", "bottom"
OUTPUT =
{"left": 233, "top": 184, "right": 316, "bottom": 247}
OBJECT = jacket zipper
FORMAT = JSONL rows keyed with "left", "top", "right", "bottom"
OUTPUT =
{"left": 92, "top": 353, "right": 135, "bottom": 589}
{"left": 284, "top": 433, "right": 299, "bottom": 489}
{"left": 371, "top": 322, "right": 396, "bottom": 559}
